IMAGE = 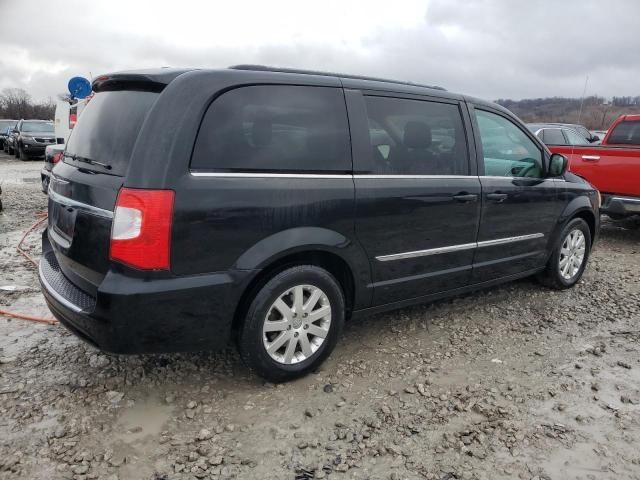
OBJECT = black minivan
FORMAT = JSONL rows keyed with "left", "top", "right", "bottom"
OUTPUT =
{"left": 40, "top": 66, "right": 600, "bottom": 381}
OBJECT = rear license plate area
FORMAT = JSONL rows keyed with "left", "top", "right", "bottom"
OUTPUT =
{"left": 51, "top": 202, "right": 77, "bottom": 240}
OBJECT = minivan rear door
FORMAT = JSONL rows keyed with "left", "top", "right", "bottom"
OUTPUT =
{"left": 47, "top": 89, "right": 160, "bottom": 295}
{"left": 346, "top": 90, "right": 481, "bottom": 306}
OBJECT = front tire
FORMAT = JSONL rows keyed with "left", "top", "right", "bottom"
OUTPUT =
{"left": 538, "top": 218, "right": 591, "bottom": 289}
{"left": 18, "top": 145, "right": 28, "bottom": 161}
{"left": 238, "top": 265, "right": 345, "bottom": 382}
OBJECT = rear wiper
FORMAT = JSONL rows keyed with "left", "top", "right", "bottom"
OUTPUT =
{"left": 64, "top": 153, "right": 112, "bottom": 170}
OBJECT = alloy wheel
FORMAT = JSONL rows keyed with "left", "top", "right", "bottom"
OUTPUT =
{"left": 262, "top": 284, "right": 331, "bottom": 364}
{"left": 559, "top": 229, "right": 586, "bottom": 280}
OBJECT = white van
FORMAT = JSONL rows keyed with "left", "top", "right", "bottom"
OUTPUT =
{"left": 54, "top": 96, "right": 92, "bottom": 144}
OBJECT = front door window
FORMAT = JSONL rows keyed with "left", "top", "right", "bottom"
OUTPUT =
{"left": 475, "top": 110, "right": 543, "bottom": 178}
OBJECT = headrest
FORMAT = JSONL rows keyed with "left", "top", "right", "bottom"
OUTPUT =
{"left": 251, "top": 117, "right": 272, "bottom": 148}
{"left": 403, "top": 121, "right": 431, "bottom": 148}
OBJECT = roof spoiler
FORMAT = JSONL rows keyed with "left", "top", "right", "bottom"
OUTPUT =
{"left": 92, "top": 74, "right": 168, "bottom": 93}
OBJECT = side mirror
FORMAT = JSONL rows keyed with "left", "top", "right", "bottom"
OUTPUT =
{"left": 549, "top": 153, "right": 568, "bottom": 177}
{"left": 590, "top": 135, "right": 600, "bottom": 142}
{"left": 12, "top": 128, "right": 18, "bottom": 133}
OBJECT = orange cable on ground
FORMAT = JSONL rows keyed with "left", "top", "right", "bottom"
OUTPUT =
{"left": 0, "top": 309, "right": 57, "bottom": 325}
{"left": 16, "top": 212, "right": 48, "bottom": 267}
{"left": 1, "top": 213, "right": 59, "bottom": 324}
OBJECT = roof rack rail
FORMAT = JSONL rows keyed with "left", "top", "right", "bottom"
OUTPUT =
{"left": 229, "top": 64, "right": 446, "bottom": 91}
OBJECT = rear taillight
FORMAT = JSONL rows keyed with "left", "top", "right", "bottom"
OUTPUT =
{"left": 109, "top": 188, "right": 175, "bottom": 270}
{"left": 52, "top": 152, "right": 62, "bottom": 164}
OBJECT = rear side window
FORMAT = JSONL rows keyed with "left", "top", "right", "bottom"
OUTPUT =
{"left": 362, "top": 96, "right": 469, "bottom": 175}
{"left": 64, "top": 91, "right": 158, "bottom": 176}
{"left": 608, "top": 121, "right": 640, "bottom": 145}
{"left": 191, "top": 86, "right": 351, "bottom": 173}
{"left": 542, "top": 129, "right": 566, "bottom": 145}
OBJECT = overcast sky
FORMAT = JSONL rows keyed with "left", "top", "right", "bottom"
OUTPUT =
{"left": 1, "top": 0, "right": 639, "bottom": 102}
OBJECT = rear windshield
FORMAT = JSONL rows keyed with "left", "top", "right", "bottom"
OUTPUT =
{"left": 607, "top": 121, "right": 640, "bottom": 145}
{"left": 23, "top": 121, "right": 54, "bottom": 133}
{"left": 64, "top": 90, "right": 158, "bottom": 175}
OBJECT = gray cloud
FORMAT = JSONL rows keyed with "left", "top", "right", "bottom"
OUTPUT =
{"left": 1, "top": 0, "right": 639, "bottom": 102}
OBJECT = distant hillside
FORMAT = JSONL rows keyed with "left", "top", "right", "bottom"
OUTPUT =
{"left": 495, "top": 96, "right": 640, "bottom": 130}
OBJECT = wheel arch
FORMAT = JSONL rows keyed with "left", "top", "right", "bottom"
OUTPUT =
{"left": 558, "top": 194, "right": 598, "bottom": 231}
{"left": 543, "top": 198, "right": 597, "bottom": 266}
{"left": 572, "top": 209, "right": 596, "bottom": 245}
{"left": 232, "top": 247, "right": 363, "bottom": 335}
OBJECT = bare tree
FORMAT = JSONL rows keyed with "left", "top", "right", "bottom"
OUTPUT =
{"left": 0, "top": 88, "right": 32, "bottom": 118}
{"left": 496, "top": 96, "right": 640, "bottom": 130}
{"left": 0, "top": 88, "right": 55, "bottom": 120}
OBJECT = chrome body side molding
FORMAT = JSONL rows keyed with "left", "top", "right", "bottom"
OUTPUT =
{"left": 376, "top": 233, "right": 544, "bottom": 262}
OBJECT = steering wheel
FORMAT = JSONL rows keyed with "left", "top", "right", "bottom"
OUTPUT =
{"left": 514, "top": 159, "right": 541, "bottom": 178}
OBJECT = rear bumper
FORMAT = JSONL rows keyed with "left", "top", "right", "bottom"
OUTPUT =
{"left": 601, "top": 194, "right": 640, "bottom": 217}
{"left": 39, "top": 232, "right": 256, "bottom": 354}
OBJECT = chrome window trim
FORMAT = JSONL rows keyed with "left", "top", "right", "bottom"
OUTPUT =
{"left": 190, "top": 171, "right": 557, "bottom": 181}
{"left": 478, "top": 175, "right": 552, "bottom": 181}
{"left": 190, "top": 172, "right": 352, "bottom": 179}
{"left": 354, "top": 174, "right": 473, "bottom": 180}
{"left": 376, "top": 233, "right": 544, "bottom": 262}
{"left": 38, "top": 260, "right": 83, "bottom": 313}
{"left": 48, "top": 189, "right": 114, "bottom": 219}
{"left": 189, "top": 172, "right": 476, "bottom": 180}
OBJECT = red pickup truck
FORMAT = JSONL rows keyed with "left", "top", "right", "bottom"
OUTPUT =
{"left": 535, "top": 115, "right": 640, "bottom": 219}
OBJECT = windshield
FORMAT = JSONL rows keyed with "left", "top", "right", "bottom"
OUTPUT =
{"left": 0, "top": 120, "right": 16, "bottom": 130}
{"left": 564, "top": 128, "right": 589, "bottom": 145}
{"left": 575, "top": 126, "right": 591, "bottom": 139}
{"left": 22, "top": 121, "right": 54, "bottom": 133}
{"left": 64, "top": 90, "right": 159, "bottom": 176}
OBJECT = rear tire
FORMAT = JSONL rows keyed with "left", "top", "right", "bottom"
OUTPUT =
{"left": 238, "top": 265, "right": 345, "bottom": 382}
{"left": 538, "top": 217, "right": 591, "bottom": 290}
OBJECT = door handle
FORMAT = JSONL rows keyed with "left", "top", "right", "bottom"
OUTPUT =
{"left": 452, "top": 193, "right": 478, "bottom": 203}
{"left": 581, "top": 155, "right": 600, "bottom": 161}
{"left": 487, "top": 193, "right": 508, "bottom": 202}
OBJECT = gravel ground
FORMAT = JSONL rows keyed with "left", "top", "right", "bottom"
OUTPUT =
{"left": 1, "top": 151, "right": 640, "bottom": 480}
